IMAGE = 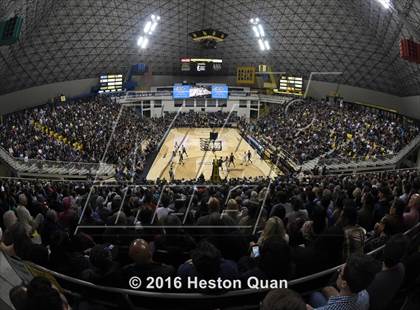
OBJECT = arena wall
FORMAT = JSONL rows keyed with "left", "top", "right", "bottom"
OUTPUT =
{"left": 401, "top": 95, "right": 420, "bottom": 119}
{"left": 0, "top": 78, "right": 97, "bottom": 114}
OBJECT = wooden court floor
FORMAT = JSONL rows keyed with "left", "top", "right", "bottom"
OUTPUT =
{"left": 146, "top": 128, "right": 277, "bottom": 181}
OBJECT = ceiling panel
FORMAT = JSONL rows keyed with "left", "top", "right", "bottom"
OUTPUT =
{"left": 0, "top": 0, "right": 420, "bottom": 96}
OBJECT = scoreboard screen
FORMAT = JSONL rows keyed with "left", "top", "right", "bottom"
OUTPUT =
{"left": 180, "top": 58, "right": 223, "bottom": 75}
{"left": 276, "top": 76, "right": 303, "bottom": 95}
{"left": 173, "top": 84, "right": 229, "bottom": 99}
{"left": 98, "top": 74, "right": 123, "bottom": 93}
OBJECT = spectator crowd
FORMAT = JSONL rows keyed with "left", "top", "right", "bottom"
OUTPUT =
{"left": 0, "top": 97, "right": 240, "bottom": 181}
{"left": 250, "top": 100, "right": 419, "bottom": 164}
{"left": 1, "top": 169, "right": 420, "bottom": 309}
{"left": 1, "top": 96, "right": 417, "bottom": 180}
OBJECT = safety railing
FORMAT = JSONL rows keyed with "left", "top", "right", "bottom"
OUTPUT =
{"left": 0, "top": 145, "right": 114, "bottom": 178}
{"left": 300, "top": 134, "right": 420, "bottom": 173}
{"left": 258, "top": 94, "right": 294, "bottom": 105}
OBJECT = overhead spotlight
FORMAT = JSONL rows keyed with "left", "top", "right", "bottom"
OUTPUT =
{"left": 137, "top": 36, "right": 148, "bottom": 49}
{"left": 250, "top": 17, "right": 270, "bottom": 52}
{"left": 375, "top": 0, "right": 391, "bottom": 9}
{"left": 144, "top": 21, "right": 152, "bottom": 33}
{"left": 252, "top": 26, "right": 259, "bottom": 37}
{"left": 137, "top": 14, "right": 160, "bottom": 49}
{"left": 258, "top": 24, "right": 265, "bottom": 37}
{"left": 258, "top": 39, "right": 265, "bottom": 51}
{"left": 141, "top": 37, "right": 148, "bottom": 49}
{"left": 250, "top": 17, "right": 260, "bottom": 25}
{"left": 150, "top": 22, "right": 158, "bottom": 33}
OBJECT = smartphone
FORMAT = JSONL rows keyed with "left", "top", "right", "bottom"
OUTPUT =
{"left": 251, "top": 245, "right": 260, "bottom": 258}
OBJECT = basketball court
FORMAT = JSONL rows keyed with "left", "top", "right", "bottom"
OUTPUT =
{"left": 146, "top": 127, "right": 278, "bottom": 181}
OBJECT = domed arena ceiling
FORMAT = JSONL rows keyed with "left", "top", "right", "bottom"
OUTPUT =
{"left": 1, "top": 0, "right": 420, "bottom": 96}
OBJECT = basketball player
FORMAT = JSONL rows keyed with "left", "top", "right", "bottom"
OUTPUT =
{"left": 172, "top": 149, "right": 177, "bottom": 159}
{"left": 218, "top": 157, "right": 224, "bottom": 171}
{"left": 174, "top": 141, "right": 179, "bottom": 150}
{"left": 242, "top": 151, "right": 247, "bottom": 166}
{"left": 179, "top": 150, "right": 184, "bottom": 165}
{"left": 169, "top": 163, "right": 174, "bottom": 182}
{"left": 247, "top": 150, "right": 252, "bottom": 164}
{"left": 228, "top": 152, "right": 235, "bottom": 167}
{"left": 182, "top": 145, "right": 188, "bottom": 157}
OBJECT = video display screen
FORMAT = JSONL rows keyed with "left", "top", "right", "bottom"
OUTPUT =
{"left": 173, "top": 84, "right": 228, "bottom": 99}
{"left": 173, "top": 85, "right": 191, "bottom": 99}
{"left": 98, "top": 74, "right": 123, "bottom": 93}
{"left": 211, "top": 84, "right": 228, "bottom": 99}
{"left": 180, "top": 58, "right": 223, "bottom": 75}
{"left": 277, "top": 76, "right": 303, "bottom": 95}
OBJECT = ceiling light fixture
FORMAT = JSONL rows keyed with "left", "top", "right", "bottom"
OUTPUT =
{"left": 375, "top": 0, "right": 391, "bottom": 9}
{"left": 138, "top": 14, "right": 160, "bottom": 50}
{"left": 250, "top": 17, "right": 270, "bottom": 52}
{"left": 258, "top": 39, "right": 265, "bottom": 51}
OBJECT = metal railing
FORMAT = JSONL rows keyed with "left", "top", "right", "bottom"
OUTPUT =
{"left": 316, "top": 134, "right": 420, "bottom": 172}
{"left": 0, "top": 145, "right": 114, "bottom": 178}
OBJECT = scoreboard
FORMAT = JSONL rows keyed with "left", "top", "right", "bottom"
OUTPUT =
{"left": 276, "top": 76, "right": 303, "bottom": 95}
{"left": 98, "top": 74, "right": 123, "bottom": 93}
{"left": 180, "top": 58, "right": 223, "bottom": 75}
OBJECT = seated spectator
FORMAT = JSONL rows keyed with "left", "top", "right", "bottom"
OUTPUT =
{"left": 292, "top": 226, "right": 344, "bottom": 277}
{"left": 386, "top": 198, "right": 406, "bottom": 234}
{"left": 81, "top": 244, "right": 122, "bottom": 287}
{"left": 15, "top": 193, "right": 43, "bottom": 235}
{"left": 257, "top": 216, "right": 289, "bottom": 245}
{"left": 403, "top": 193, "right": 420, "bottom": 229}
{"left": 25, "top": 276, "right": 70, "bottom": 310}
{"left": 9, "top": 285, "right": 27, "bottom": 310}
{"left": 0, "top": 222, "right": 46, "bottom": 264}
{"left": 373, "top": 187, "right": 391, "bottom": 225}
{"left": 367, "top": 234, "right": 409, "bottom": 310}
{"left": 285, "top": 196, "right": 308, "bottom": 228}
{"left": 358, "top": 192, "right": 375, "bottom": 232}
{"left": 177, "top": 240, "right": 238, "bottom": 290}
{"left": 49, "top": 230, "right": 90, "bottom": 277}
{"left": 40, "top": 209, "right": 62, "bottom": 246}
{"left": 196, "top": 197, "right": 221, "bottom": 225}
{"left": 153, "top": 214, "right": 196, "bottom": 268}
{"left": 309, "top": 254, "right": 380, "bottom": 309}
{"left": 239, "top": 199, "right": 267, "bottom": 235}
{"left": 1, "top": 210, "right": 18, "bottom": 244}
{"left": 340, "top": 202, "right": 366, "bottom": 260}
{"left": 58, "top": 196, "right": 77, "bottom": 229}
{"left": 241, "top": 236, "right": 293, "bottom": 286}
{"left": 261, "top": 288, "right": 307, "bottom": 310}
{"left": 301, "top": 204, "right": 328, "bottom": 243}
{"left": 223, "top": 198, "right": 242, "bottom": 224}
{"left": 122, "top": 239, "right": 175, "bottom": 289}
{"left": 366, "top": 198, "right": 406, "bottom": 253}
